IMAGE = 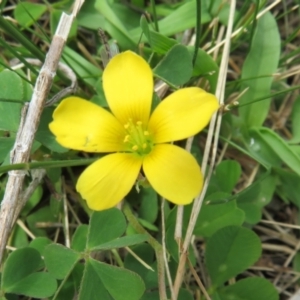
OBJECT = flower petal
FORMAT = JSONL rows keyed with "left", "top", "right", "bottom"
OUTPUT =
{"left": 49, "top": 97, "right": 126, "bottom": 152}
{"left": 143, "top": 144, "right": 203, "bottom": 205}
{"left": 103, "top": 51, "right": 153, "bottom": 125}
{"left": 76, "top": 153, "right": 142, "bottom": 210}
{"left": 148, "top": 88, "right": 219, "bottom": 143}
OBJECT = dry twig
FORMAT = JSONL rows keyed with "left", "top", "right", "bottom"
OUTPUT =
{"left": 0, "top": 0, "right": 84, "bottom": 264}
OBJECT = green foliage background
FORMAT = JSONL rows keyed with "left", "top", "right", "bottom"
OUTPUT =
{"left": 0, "top": 0, "right": 299, "bottom": 299}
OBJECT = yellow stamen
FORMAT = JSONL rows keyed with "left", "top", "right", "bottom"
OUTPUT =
{"left": 123, "top": 119, "right": 153, "bottom": 155}
{"left": 123, "top": 135, "right": 130, "bottom": 143}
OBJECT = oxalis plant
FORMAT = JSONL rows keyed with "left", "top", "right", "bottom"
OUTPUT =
{"left": 0, "top": 0, "right": 298, "bottom": 299}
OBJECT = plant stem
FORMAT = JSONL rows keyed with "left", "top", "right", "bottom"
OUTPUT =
{"left": 150, "top": 0, "right": 159, "bottom": 32}
{"left": 192, "top": 0, "right": 202, "bottom": 66}
{"left": 123, "top": 203, "right": 168, "bottom": 300}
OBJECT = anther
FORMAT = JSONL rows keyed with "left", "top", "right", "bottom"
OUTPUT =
{"left": 123, "top": 135, "right": 130, "bottom": 143}
{"left": 132, "top": 145, "right": 138, "bottom": 151}
{"left": 144, "top": 131, "right": 149, "bottom": 136}
{"left": 136, "top": 121, "right": 142, "bottom": 126}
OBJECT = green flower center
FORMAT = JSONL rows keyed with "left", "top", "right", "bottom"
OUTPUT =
{"left": 123, "top": 119, "right": 153, "bottom": 156}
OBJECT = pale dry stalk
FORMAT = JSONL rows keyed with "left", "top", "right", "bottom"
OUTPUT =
{"left": 172, "top": 1, "right": 237, "bottom": 298}
{"left": 207, "top": 0, "right": 282, "bottom": 55}
{"left": 0, "top": 0, "right": 84, "bottom": 265}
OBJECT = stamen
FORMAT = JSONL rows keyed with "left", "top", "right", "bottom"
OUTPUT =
{"left": 123, "top": 135, "right": 130, "bottom": 143}
{"left": 123, "top": 119, "right": 153, "bottom": 155}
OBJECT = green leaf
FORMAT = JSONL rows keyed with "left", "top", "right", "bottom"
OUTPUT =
{"left": 130, "top": 1, "right": 211, "bottom": 40}
{"left": 78, "top": 261, "right": 111, "bottom": 300}
{"left": 138, "top": 218, "right": 158, "bottom": 231}
{"left": 0, "top": 15, "right": 44, "bottom": 62}
{"left": 246, "top": 129, "right": 281, "bottom": 168}
{"left": 2, "top": 248, "right": 41, "bottom": 289}
{"left": 156, "top": 1, "right": 211, "bottom": 36}
{"left": 193, "top": 200, "right": 245, "bottom": 237}
{"left": 275, "top": 168, "right": 300, "bottom": 208}
{"left": 140, "top": 15, "right": 151, "bottom": 44}
{"left": 62, "top": 47, "right": 102, "bottom": 87}
{"left": 293, "top": 252, "right": 300, "bottom": 273}
{"left": 145, "top": 30, "right": 177, "bottom": 54}
{"left": 0, "top": 137, "right": 14, "bottom": 163}
{"left": 44, "top": 244, "right": 81, "bottom": 279}
{"left": 90, "top": 258, "right": 145, "bottom": 300}
{"left": 91, "top": 234, "right": 148, "bottom": 251}
{"left": 154, "top": 45, "right": 193, "bottom": 86}
{"left": 290, "top": 96, "right": 300, "bottom": 144}
{"left": 71, "top": 224, "right": 89, "bottom": 252}
{"left": 22, "top": 184, "right": 43, "bottom": 216}
{"left": 239, "top": 12, "right": 280, "bottom": 127}
{"left": 236, "top": 172, "right": 275, "bottom": 224}
{"left": 11, "top": 226, "right": 29, "bottom": 249}
{"left": 0, "top": 157, "right": 96, "bottom": 174}
{"left": 5, "top": 273, "right": 57, "bottom": 298}
{"left": 26, "top": 206, "right": 57, "bottom": 236}
{"left": 138, "top": 187, "right": 158, "bottom": 223}
{"left": 218, "top": 277, "right": 279, "bottom": 300}
{"left": 250, "top": 127, "right": 300, "bottom": 176}
{"left": 87, "top": 208, "right": 126, "bottom": 249}
{"left": 189, "top": 47, "right": 219, "bottom": 92}
{"left": 236, "top": 181, "right": 261, "bottom": 224}
{"left": 35, "top": 108, "right": 67, "bottom": 153}
{"left": 2, "top": 248, "right": 57, "bottom": 298}
{"left": 177, "top": 289, "right": 194, "bottom": 300}
{"left": 140, "top": 289, "right": 194, "bottom": 300}
{"left": 207, "top": 0, "right": 235, "bottom": 25}
{"left": 215, "top": 160, "right": 241, "bottom": 193}
{"left": 124, "top": 244, "right": 156, "bottom": 289}
{"left": 205, "top": 226, "right": 261, "bottom": 287}
{"left": 95, "top": 0, "right": 136, "bottom": 49}
{"left": 14, "top": 2, "right": 47, "bottom": 28}
{"left": 77, "top": 0, "right": 105, "bottom": 30}
{"left": 29, "top": 237, "right": 52, "bottom": 256}
{"left": 0, "top": 70, "right": 29, "bottom": 131}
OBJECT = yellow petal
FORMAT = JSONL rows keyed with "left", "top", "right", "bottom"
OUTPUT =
{"left": 148, "top": 88, "right": 219, "bottom": 143}
{"left": 143, "top": 144, "right": 203, "bottom": 205}
{"left": 76, "top": 153, "right": 142, "bottom": 210}
{"left": 103, "top": 51, "right": 153, "bottom": 125}
{"left": 49, "top": 97, "right": 126, "bottom": 152}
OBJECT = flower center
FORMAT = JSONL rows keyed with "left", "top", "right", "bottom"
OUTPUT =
{"left": 123, "top": 119, "right": 153, "bottom": 156}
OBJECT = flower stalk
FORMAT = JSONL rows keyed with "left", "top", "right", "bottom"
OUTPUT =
{"left": 123, "top": 203, "right": 168, "bottom": 300}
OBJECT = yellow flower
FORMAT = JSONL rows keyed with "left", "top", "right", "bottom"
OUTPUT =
{"left": 49, "top": 51, "right": 219, "bottom": 210}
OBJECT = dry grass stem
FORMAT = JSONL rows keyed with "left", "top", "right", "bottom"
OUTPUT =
{"left": 207, "top": 0, "right": 282, "bottom": 55}
{"left": 0, "top": 0, "right": 84, "bottom": 265}
{"left": 173, "top": 1, "right": 237, "bottom": 297}
{"left": 62, "top": 178, "right": 71, "bottom": 248}
{"left": 16, "top": 219, "right": 35, "bottom": 240}
{"left": 187, "top": 259, "right": 212, "bottom": 300}
{"left": 161, "top": 199, "right": 175, "bottom": 299}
